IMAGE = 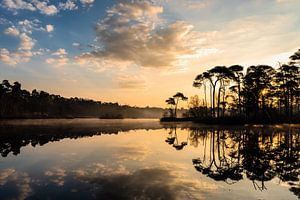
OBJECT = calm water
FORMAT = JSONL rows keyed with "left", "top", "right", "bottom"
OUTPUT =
{"left": 0, "top": 119, "right": 299, "bottom": 200}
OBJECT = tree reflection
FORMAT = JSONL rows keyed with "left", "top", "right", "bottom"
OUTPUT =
{"left": 165, "top": 126, "right": 300, "bottom": 197}
{"left": 165, "top": 127, "right": 188, "bottom": 150}
{"left": 191, "top": 129, "right": 243, "bottom": 184}
{"left": 0, "top": 121, "right": 162, "bottom": 157}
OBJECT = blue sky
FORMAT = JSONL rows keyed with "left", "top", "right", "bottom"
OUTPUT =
{"left": 1, "top": 0, "right": 300, "bottom": 107}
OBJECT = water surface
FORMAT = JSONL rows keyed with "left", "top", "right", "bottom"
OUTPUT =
{"left": 0, "top": 119, "right": 299, "bottom": 199}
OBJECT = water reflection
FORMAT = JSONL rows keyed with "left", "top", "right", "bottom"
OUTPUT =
{"left": 165, "top": 128, "right": 188, "bottom": 150}
{"left": 0, "top": 119, "right": 162, "bottom": 157}
{"left": 0, "top": 120, "right": 299, "bottom": 199}
{"left": 164, "top": 126, "right": 300, "bottom": 198}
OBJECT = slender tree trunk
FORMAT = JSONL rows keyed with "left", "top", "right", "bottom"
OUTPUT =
{"left": 212, "top": 85, "right": 216, "bottom": 118}
{"left": 217, "top": 82, "right": 222, "bottom": 119}
{"left": 296, "top": 97, "right": 300, "bottom": 114}
{"left": 285, "top": 93, "right": 289, "bottom": 117}
{"left": 204, "top": 84, "right": 207, "bottom": 108}
{"left": 204, "top": 84, "right": 208, "bottom": 117}
{"left": 174, "top": 98, "right": 179, "bottom": 118}
{"left": 222, "top": 84, "right": 226, "bottom": 117}
{"left": 238, "top": 81, "right": 241, "bottom": 116}
{"left": 290, "top": 91, "right": 293, "bottom": 118}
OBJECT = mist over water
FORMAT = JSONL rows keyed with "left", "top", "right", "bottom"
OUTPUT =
{"left": 0, "top": 119, "right": 299, "bottom": 200}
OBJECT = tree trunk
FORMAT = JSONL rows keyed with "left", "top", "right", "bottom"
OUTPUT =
{"left": 217, "top": 82, "right": 222, "bottom": 119}
{"left": 174, "top": 98, "right": 179, "bottom": 118}
{"left": 204, "top": 84, "right": 207, "bottom": 107}
{"left": 204, "top": 84, "right": 208, "bottom": 117}
{"left": 210, "top": 85, "right": 213, "bottom": 116}
{"left": 290, "top": 91, "right": 293, "bottom": 118}
{"left": 238, "top": 81, "right": 241, "bottom": 116}
{"left": 222, "top": 84, "right": 226, "bottom": 117}
{"left": 212, "top": 85, "right": 216, "bottom": 118}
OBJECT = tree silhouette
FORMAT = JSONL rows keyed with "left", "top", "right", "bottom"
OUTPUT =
{"left": 182, "top": 49, "right": 300, "bottom": 123}
{"left": 165, "top": 97, "right": 176, "bottom": 118}
{"left": 229, "top": 65, "right": 244, "bottom": 115}
{"left": 289, "top": 49, "right": 300, "bottom": 65}
{"left": 194, "top": 70, "right": 217, "bottom": 117}
{"left": 193, "top": 72, "right": 211, "bottom": 113}
{"left": 172, "top": 92, "right": 188, "bottom": 118}
{"left": 242, "top": 65, "right": 275, "bottom": 118}
{"left": 208, "top": 66, "right": 235, "bottom": 118}
{"left": 0, "top": 80, "right": 166, "bottom": 119}
{"left": 275, "top": 64, "right": 300, "bottom": 117}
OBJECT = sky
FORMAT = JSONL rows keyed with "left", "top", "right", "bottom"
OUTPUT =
{"left": 0, "top": 0, "right": 300, "bottom": 107}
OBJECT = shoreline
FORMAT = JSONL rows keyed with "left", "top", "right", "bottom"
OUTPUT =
{"left": 0, "top": 117, "right": 299, "bottom": 126}
{"left": 160, "top": 117, "right": 300, "bottom": 125}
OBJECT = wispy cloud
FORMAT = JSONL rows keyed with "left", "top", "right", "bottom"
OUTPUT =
{"left": 46, "top": 48, "right": 70, "bottom": 67}
{"left": 59, "top": 0, "right": 78, "bottom": 11}
{"left": 2, "top": 0, "right": 58, "bottom": 15}
{"left": 2, "top": 0, "right": 95, "bottom": 15}
{"left": 4, "top": 26, "right": 20, "bottom": 36}
{"left": 116, "top": 75, "right": 148, "bottom": 90}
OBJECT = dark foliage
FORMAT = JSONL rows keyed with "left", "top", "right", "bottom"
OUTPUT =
{"left": 189, "top": 49, "right": 300, "bottom": 123}
{"left": 0, "top": 80, "right": 165, "bottom": 119}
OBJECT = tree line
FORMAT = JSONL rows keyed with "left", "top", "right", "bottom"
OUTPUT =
{"left": 0, "top": 80, "right": 165, "bottom": 119}
{"left": 165, "top": 49, "right": 300, "bottom": 123}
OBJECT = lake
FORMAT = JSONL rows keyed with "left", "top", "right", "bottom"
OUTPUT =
{"left": 0, "top": 119, "right": 299, "bottom": 200}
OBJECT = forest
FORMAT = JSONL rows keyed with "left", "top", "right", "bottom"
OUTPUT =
{"left": 0, "top": 80, "right": 166, "bottom": 119}
{"left": 165, "top": 49, "right": 300, "bottom": 124}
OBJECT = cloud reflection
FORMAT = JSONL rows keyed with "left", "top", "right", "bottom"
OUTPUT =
{"left": 0, "top": 168, "right": 32, "bottom": 200}
{"left": 72, "top": 161, "right": 218, "bottom": 200}
{"left": 112, "top": 144, "right": 152, "bottom": 161}
{"left": 44, "top": 167, "right": 67, "bottom": 186}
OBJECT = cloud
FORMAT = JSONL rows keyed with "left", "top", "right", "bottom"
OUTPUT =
{"left": 46, "top": 48, "right": 69, "bottom": 66}
{"left": 72, "top": 42, "right": 80, "bottom": 47}
{"left": 0, "top": 31, "right": 36, "bottom": 65}
{"left": 0, "top": 17, "right": 13, "bottom": 25}
{"left": 77, "top": 0, "right": 206, "bottom": 69}
{"left": 19, "top": 33, "right": 35, "bottom": 50}
{"left": 52, "top": 48, "right": 67, "bottom": 56}
{"left": 18, "top": 19, "right": 44, "bottom": 34}
{"left": 0, "top": 48, "right": 18, "bottom": 65}
{"left": 80, "top": 0, "right": 95, "bottom": 5}
{"left": 3, "top": 0, "right": 93, "bottom": 15}
{"left": 197, "top": 14, "right": 300, "bottom": 66}
{"left": 184, "top": 0, "right": 212, "bottom": 10}
{"left": 46, "top": 24, "right": 54, "bottom": 32}
{"left": 4, "top": 26, "right": 20, "bottom": 36}
{"left": 3, "top": 0, "right": 58, "bottom": 15}
{"left": 31, "top": 0, "right": 58, "bottom": 15}
{"left": 116, "top": 75, "right": 148, "bottom": 89}
{"left": 276, "top": 0, "right": 295, "bottom": 3}
{"left": 59, "top": 0, "right": 78, "bottom": 10}
{"left": 0, "top": 18, "right": 51, "bottom": 65}
{"left": 2, "top": 0, "right": 36, "bottom": 12}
